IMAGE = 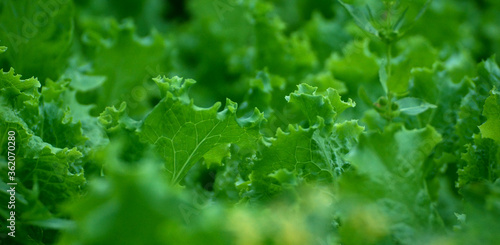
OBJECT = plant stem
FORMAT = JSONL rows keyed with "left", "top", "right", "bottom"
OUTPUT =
{"left": 385, "top": 2, "right": 394, "bottom": 120}
{"left": 386, "top": 42, "right": 393, "bottom": 120}
{"left": 386, "top": 43, "right": 392, "bottom": 80}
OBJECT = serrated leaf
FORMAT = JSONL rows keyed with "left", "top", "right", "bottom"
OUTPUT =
{"left": 456, "top": 57, "right": 500, "bottom": 148}
{"left": 246, "top": 84, "right": 363, "bottom": 198}
{"left": 479, "top": 91, "right": 500, "bottom": 143}
{"left": 99, "top": 102, "right": 140, "bottom": 132}
{"left": 458, "top": 136, "right": 499, "bottom": 188}
{"left": 286, "top": 83, "right": 355, "bottom": 129}
{"left": 139, "top": 76, "right": 264, "bottom": 184}
{"left": 19, "top": 146, "right": 85, "bottom": 208}
{"left": 1, "top": 69, "right": 88, "bottom": 210}
{"left": 256, "top": 121, "right": 363, "bottom": 181}
{"left": 0, "top": 68, "right": 41, "bottom": 103}
{"left": 247, "top": 120, "right": 363, "bottom": 200}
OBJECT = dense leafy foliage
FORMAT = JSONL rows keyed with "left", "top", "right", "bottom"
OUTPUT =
{"left": 1, "top": 0, "right": 500, "bottom": 244}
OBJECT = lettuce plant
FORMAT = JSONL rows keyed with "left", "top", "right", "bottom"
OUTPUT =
{"left": 1, "top": 0, "right": 500, "bottom": 244}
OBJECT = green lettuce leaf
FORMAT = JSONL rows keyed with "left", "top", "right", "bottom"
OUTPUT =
{"left": 479, "top": 90, "right": 500, "bottom": 143}
{"left": 340, "top": 124, "right": 443, "bottom": 244}
{"left": 457, "top": 57, "right": 500, "bottom": 146}
{"left": 0, "top": 0, "right": 74, "bottom": 81}
{"left": 138, "top": 76, "right": 264, "bottom": 184}
{"left": 79, "top": 18, "right": 170, "bottom": 115}
{"left": 0, "top": 69, "right": 88, "bottom": 244}
{"left": 245, "top": 84, "right": 362, "bottom": 200}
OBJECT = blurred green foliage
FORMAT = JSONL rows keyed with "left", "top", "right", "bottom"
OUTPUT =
{"left": 1, "top": 0, "right": 500, "bottom": 244}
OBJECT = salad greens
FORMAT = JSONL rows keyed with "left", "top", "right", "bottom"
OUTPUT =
{"left": 1, "top": 0, "right": 500, "bottom": 244}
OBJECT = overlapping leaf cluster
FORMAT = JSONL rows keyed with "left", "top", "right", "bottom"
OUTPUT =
{"left": 1, "top": 0, "right": 500, "bottom": 244}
